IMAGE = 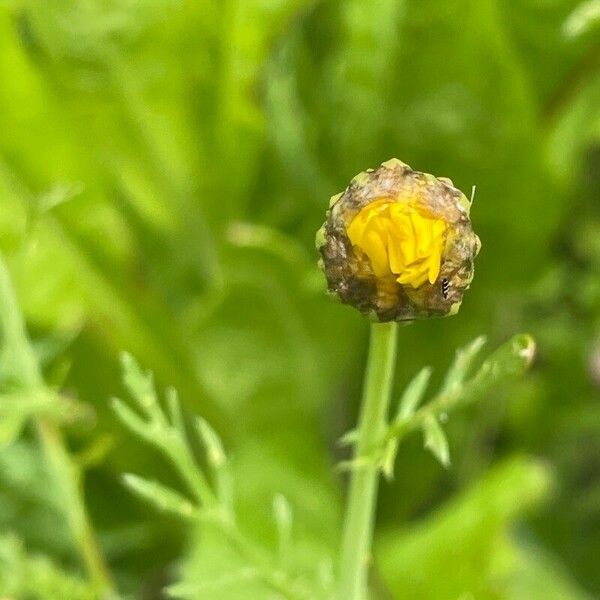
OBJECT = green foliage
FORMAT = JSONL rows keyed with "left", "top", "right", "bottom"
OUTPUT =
{"left": 114, "top": 353, "right": 318, "bottom": 599}
{"left": 375, "top": 335, "right": 533, "bottom": 477}
{"left": 0, "top": 534, "right": 96, "bottom": 600}
{"left": 0, "top": 0, "right": 599, "bottom": 597}
{"left": 376, "top": 457, "right": 592, "bottom": 600}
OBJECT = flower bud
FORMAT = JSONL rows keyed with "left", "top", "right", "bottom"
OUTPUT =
{"left": 316, "top": 159, "right": 480, "bottom": 321}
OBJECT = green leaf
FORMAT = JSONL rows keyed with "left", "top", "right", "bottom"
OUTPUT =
{"left": 465, "top": 334, "right": 536, "bottom": 400}
{"left": 0, "top": 534, "right": 97, "bottom": 600}
{"left": 335, "top": 455, "right": 378, "bottom": 473}
{"left": 440, "top": 336, "right": 487, "bottom": 395}
{"left": 166, "top": 386, "right": 185, "bottom": 436}
{"left": 120, "top": 352, "right": 161, "bottom": 420}
{"left": 563, "top": 0, "right": 600, "bottom": 38}
{"left": 422, "top": 414, "right": 450, "bottom": 468}
{"left": 194, "top": 416, "right": 232, "bottom": 509}
{"left": 122, "top": 473, "right": 196, "bottom": 519}
{"left": 326, "top": 0, "right": 406, "bottom": 171}
{"left": 166, "top": 568, "right": 261, "bottom": 598}
{"left": 194, "top": 416, "right": 226, "bottom": 470}
{"left": 0, "top": 414, "right": 25, "bottom": 447}
{"left": 338, "top": 428, "right": 359, "bottom": 447}
{"left": 376, "top": 458, "right": 556, "bottom": 599}
{"left": 0, "top": 388, "right": 87, "bottom": 424}
{"left": 382, "top": 367, "right": 432, "bottom": 480}
{"left": 381, "top": 334, "right": 536, "bottom": 474}
{"left": 273, "top": 493, "right": 293, "bottom": 563}
{"left": 111, "top": 397, "right": 148, "bottom": 440}
{"left": 397, "top": 366, "right": 432, "bottom": 421}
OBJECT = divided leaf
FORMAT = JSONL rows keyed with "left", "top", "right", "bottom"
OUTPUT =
{"left": 461, "top": 335, "right": 536, "bottom": 404}
{"left": 440, "top": 336, "right": 487, "bottom": 395}
{"left": 382, "top": 334, "right": 535, "bottom": 476}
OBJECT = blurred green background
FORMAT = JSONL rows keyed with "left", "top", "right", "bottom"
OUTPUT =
{"left": 0, "top": 0, "right": 599, "bottom": 598}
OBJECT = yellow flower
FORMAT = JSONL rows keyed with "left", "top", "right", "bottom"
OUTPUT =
{"left": 316, "top": 158, "right": 480, "bottom": 322}
{"left": 346, "top": 199, "right": 447, "bottom": 288}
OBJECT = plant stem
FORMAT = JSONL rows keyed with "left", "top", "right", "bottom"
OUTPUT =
{"left": 0, "top": 255, "right": 115, "bottom": 597}
{"left": 338, "top": 322, "right": 398, "bottom": 600}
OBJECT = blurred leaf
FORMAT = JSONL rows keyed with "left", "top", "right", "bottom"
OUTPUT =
{"left": 563, "top": 0, "right": 600, "bottom": 38}
{"left": 0, "top": 414, "right": 25, "bottom": 447}
{"left": 111, "top": 397, "right": 148, "bottom": 441}
{"left": 397, "top": 366, "right": 432, "bottom": 421}
{"left": 467, "top": 334, "right": 536, "bottom": 393}
{"left": 439, "top": 336, "right": 486, "bottom": 395}
{"left": 383, "top": 335, "right": 536, "bottom": 477}
{"left": 422, "top": 414, "right": 450, "bottom": 468}
{"left": 547, "top": 73, "right": 600, "bottom": 185}
{"left": 273, "top": 493, "right": 293, "bottom": 565}
{"left": 324, "top": 0, "right": 406, "bottom": 173}
{"left": 195, "top": 416, "right": 226, "bottom": 471}
{"left": 376, "top": 457, "right": 568, "bottom": 600}
{"left": 0, "top": 534, "right": 96, "bottom": 600}
{"left": 122, "top": 473, "right": 196, "bottom": 520}
{"left": 382, "top": 367, "right": 431, "bottom": 479}
{"left": 120, "top": 351, "right": 158, "bottom": 415}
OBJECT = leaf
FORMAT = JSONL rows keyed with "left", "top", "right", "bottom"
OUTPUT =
{"left": 166, "top": 386, "right": 185, "bottom": 436}
{"left": 0, "top": 533, "right": 97, "bottom": 600}
{"left": 0, "top": 414, "right": 25, "bottom": 447}
{"left": 111, "top": 397, "right": 148, "bottom": 440}
{"left": 381, "top": 334, "right": 536, "bottom": 475}
{"left": 376, "top": 458, "right": 555, "bottom": 599}
{"left": 166, "top": 568, "right": 260, "bottom": 598}
{"left": 465, "top": 334, "right": 536, "bottom": 400}
{"left": 335, "top": 455, "right": 378, "bottom": 473}
{"left": 563, "top": 0, "right": 600, "bottom": 38}
{"left": 73, "top": 434, "right": 114, "bottom": 470}
{"left": 440, "top": 336, "right": 487, "bottom": 395}
{"left": 122, "top": 473, "right": 196, "bottom": 519}
{"left": 397, "top": 366, "right": 432, "bottom": 421}
{"left": 194, "top": 416, "right": 232, "bottom": 509}
{"left": 0, "top": 388, "right": 79, "bottom": 421}
{"left": 422, "top": 414, "right": 450, "bottom": 468}
{"left": 326, "top": 0, "right": 406, "bottom": 171}
{"left": 546, "top": 72, "right": 600, "bottom": 186}
{"left": 338, "top": 428, "right": 359, "bottom": 447}
{"left": 382, "top": 366, "right": 432, "bottom": 480}
{"left": 120, "top": 352, "right": 160, "bottom": 420}
{"left": 273, "top": 493, "right": 293, "bottom": 563}
{"left": 194, "top": 416, "right": 226, "bottom": 470}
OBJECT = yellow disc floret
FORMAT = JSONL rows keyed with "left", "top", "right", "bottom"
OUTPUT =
{"left": 346, "top": 199, "right": 447, "bottom": 288}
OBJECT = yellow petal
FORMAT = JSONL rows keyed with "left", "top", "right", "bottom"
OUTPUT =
{"left": 387, "top": 230, "right": 405, "bottom": 274}
{"left": 412, "top": 212, "right": 433, "bottom": 258}
{"left": 363, "top": 230, "right": 389, "bottom": 277}
{"left": 427, "top": 252, "right": 442, "bottom": 284}
{"left": 347, "top": 199, "right": 447, "bottom": 288}
{"left": 410, "top": 269, "right": 430, "bottom": 288}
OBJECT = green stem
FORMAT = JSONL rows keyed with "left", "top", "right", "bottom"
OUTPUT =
{"left": 0, "top": 256, "right": 115, "bottom": 596}
{"left": 338, "top": 322, "right": 398, "bottom": 600}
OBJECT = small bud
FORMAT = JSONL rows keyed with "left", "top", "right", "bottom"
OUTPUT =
{"left": 316, "top": 159, "right": 480, "bottom": 321}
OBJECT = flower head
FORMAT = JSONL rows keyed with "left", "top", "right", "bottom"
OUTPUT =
{"left": 316, "top": 159, "right": 480, "bottom": 321}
